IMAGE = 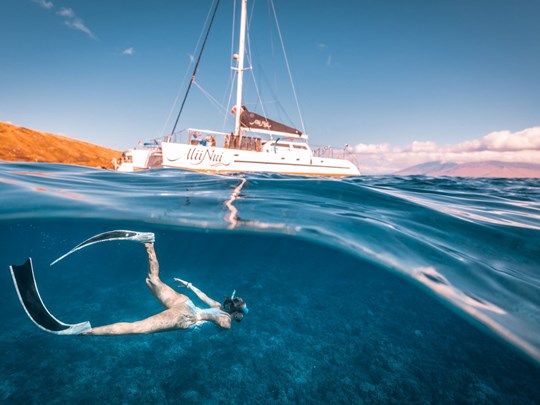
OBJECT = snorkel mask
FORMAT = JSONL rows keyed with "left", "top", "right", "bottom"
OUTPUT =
{"left": 223, "top": 290, "right": 249, "bottom": 322}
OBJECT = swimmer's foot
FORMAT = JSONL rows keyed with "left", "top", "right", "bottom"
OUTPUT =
{"left": 134, "top": 232, "right": 155, "bottom": 243}
{"left": 51, "top": 230, "right": 155, "bottom": 266}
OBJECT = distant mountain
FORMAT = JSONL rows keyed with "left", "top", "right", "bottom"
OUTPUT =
{"left": 0, "top": 122, "right": 121, "bottom": 169}
{"left": 396, "top": 161, "right": 540, "bottom": 178}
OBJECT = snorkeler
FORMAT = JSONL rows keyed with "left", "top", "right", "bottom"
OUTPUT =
{"left": 9, "top": 231, "right": 248, "bottom": 335}
{"left": 85, "top": 243, "right": 248, "bottom": 335}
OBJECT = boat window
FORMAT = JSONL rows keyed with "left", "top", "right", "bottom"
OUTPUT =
{"left": 292, "top": 145, "right": 307, "bottom": 150}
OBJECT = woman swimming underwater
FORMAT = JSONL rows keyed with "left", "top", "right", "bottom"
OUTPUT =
{"left": 85, "top": 243, "right": 248, "bottom": 335}
{"left": 9, "top": 233, "right": 248, "bottom": 336}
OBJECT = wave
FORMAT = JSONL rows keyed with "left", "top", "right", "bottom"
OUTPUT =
{"left": 1, "top": 162, "right": 540, "bottom": 368}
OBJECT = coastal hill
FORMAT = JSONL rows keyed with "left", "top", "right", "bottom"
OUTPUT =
{"left": 396, "top": 160, "right": 540, "bottom": 178}
{"left": 0, "top": 122, "right": 121, "bottom": 169}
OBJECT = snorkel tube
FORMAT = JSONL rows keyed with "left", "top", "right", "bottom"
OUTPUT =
{"left": 230, "top": 290, "right": 249, "bottom": 314}
{"left": 224, "top": 290, "right": 249, "bottom": 322}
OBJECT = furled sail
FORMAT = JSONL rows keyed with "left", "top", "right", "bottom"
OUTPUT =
{"left": 233, "top": 106, "right": 302, "bottom": 136}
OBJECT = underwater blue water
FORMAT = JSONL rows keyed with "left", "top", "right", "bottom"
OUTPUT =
{"left": 1, "top": 162, "right": 539, "bottom": 404}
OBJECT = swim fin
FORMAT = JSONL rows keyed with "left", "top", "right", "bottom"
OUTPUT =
{"left": 10, "top": 258, "right": 91, "bottom": 335}
{"left": 50, "top": 230, "right": 155, "bottom": 266}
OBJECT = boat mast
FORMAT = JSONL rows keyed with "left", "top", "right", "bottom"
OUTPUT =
{"left": 234, "top": 0, "right": 248, "bottom": 137}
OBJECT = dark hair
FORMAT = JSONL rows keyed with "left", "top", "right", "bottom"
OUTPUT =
{"left": 223, "top": 297, "right": 247, "bottom": 322}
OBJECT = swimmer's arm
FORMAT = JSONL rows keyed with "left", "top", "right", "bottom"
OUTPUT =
{"left": 174, "top": 278, "right": 221, "bottom": 308}
{"left": 145, "top": 243, "right": 159, "bottom": 279}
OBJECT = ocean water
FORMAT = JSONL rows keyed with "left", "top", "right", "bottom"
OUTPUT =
{"left": 1, "top": 162, "right": 539, "bottom": 404}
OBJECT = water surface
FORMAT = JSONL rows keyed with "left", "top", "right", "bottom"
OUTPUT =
{"left": 1, "top": 163, "right": 539, "bottom": 403}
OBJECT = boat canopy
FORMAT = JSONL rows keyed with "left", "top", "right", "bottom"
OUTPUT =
{"left": 237, "top": 106, "right": 303, "bottom": 137}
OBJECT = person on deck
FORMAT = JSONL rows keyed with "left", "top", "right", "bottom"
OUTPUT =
{"left": 84, "top": 243, "right": 248, "bottom": 335}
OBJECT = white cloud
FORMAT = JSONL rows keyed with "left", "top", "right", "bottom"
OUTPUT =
{"left": 57, "top": 7, "right": 96, "bottom": 39}
{"left": 122, "top": 47, "right": 135, "bottom": 56}
{"left": 407, "top": 140, "right": 438, "bottom": 153}
{"left": 481, "top": 127, "right": 540, "bottom": 151}
{"left": 32, "top": 2, "right": 96, "bottom": 39}
{"left": 67, "top": 19, "right": 94, "bottom": 38}
{"left": 57, "top": 7, "right": 74, "bottom": 18}
{"left": 351, "top": 126, "right": 540, "bottom": 174}
{"left": 317, "top": 43, "right": 332, "bottom": 67}
{"left": 354, "top": 143, "right": 391, "bottom": 153}
{"left": 33, "top": 0, "right": 54, "bottom": 9}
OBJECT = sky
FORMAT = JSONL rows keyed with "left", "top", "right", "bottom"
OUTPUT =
{"left": 1, "top": 0, "right": 539, "bottom": 173}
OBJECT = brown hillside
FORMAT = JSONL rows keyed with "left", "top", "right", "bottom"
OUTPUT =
{"left": 0, "top": 122, "right": 122, "bottom": 169}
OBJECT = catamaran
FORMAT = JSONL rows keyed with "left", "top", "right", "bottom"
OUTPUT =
{"left": 117, "top": 0, "right": 360, "bottom": 176}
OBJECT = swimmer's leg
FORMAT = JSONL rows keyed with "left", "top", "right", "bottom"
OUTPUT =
{"left": 144, "top": 243, "right": 184, "bottom": 308}
{"left": 84, "top": 308, "right": 189, "bottom": 335}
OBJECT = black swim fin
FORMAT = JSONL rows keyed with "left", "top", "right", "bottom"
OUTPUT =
{"left": 50, "top": 230, "right": 155, "bottom": 266}
{"left": 10, "top": 258, "right": 91, "bottom": 335}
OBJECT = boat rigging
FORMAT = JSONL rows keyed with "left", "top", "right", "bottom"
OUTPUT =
{"left": 116, "top": 0, "right": 360, "bottom": 176}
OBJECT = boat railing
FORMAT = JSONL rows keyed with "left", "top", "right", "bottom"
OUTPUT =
{"left": 136, "top": 133, "right": 352, "bottom": 158}
{"left": 166, "top": 128, "right": 265, "bottom": 152}
{"left": 133, "top": 137, "right": 165, "bottom": 149}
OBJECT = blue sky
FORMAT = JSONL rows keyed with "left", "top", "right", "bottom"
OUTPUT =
{"left": 1, "top": 0, "right": 539, "bottom": 172}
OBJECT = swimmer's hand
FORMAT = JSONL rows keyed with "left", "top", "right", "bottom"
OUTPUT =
{"left": 174, "top": 278, "right": 192, "bottom": 289}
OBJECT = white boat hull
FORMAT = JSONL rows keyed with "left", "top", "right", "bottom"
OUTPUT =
{"left": 161, "top": 142, "right": 359, "bottom": 176}
{"left": 116, "top": 148, "right": 162, "bottom": 172}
